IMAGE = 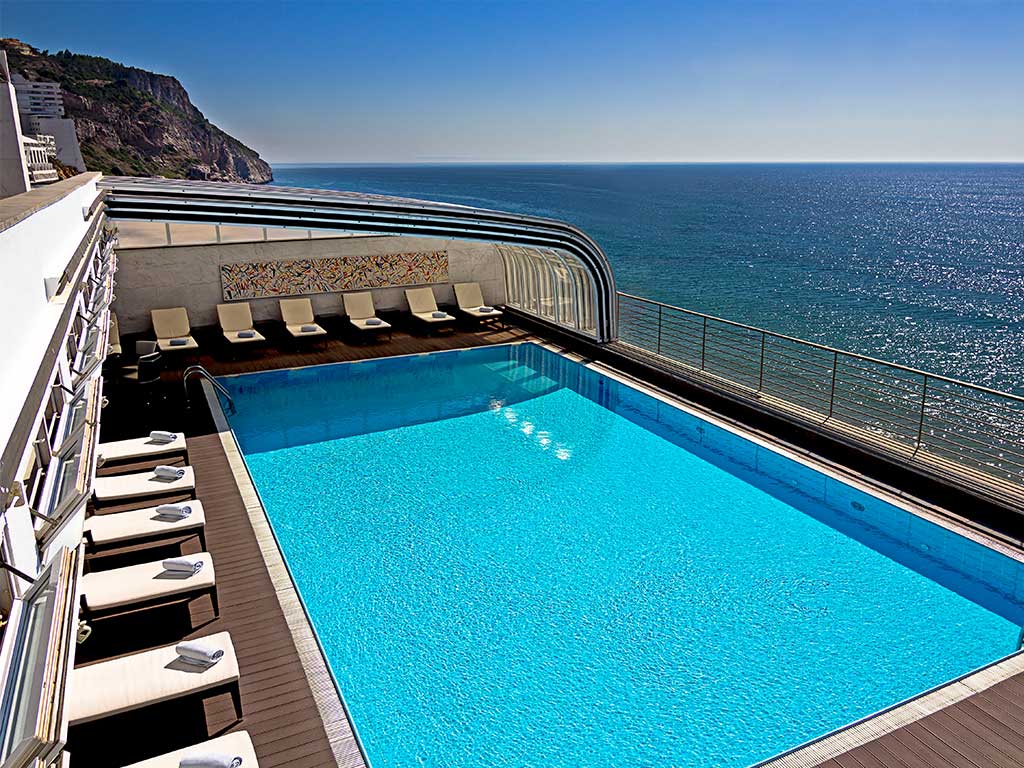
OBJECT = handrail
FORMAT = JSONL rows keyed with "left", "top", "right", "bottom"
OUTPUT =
{"left": 618, "top": 292, "right": 1024, "bottom": 403}
{"left": 616, "top": 292, "right": 1024, "bottom": 508}
{"left": 183, "top": 365, "right": 235, "bottom": 414}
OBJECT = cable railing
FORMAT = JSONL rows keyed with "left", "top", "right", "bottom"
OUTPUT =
{"left": 615, "top": 292, "right": 1024, "bottom": 507}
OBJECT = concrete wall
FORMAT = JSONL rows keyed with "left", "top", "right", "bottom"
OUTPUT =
{"left": 35, "top": 117, "right": 86, "bottom": 172}
{"left": 0, "top": 53, "right": 30, "bottom": 198}
{"left": 0, "top": 173, "right": 101, "bottom": 581}
{"left": 112, "top": 234, "right": 507, "bottom": 334}
{"left": 0, "top": 174, "right": 100, "bottom": 446}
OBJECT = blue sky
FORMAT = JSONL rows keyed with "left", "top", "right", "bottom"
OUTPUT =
{"left": 3, "top": 0, "right": 1022, "bottom": 163}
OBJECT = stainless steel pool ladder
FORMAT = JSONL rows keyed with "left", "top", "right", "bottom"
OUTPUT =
{"left": 183, "top": 365, "right": 236, "bottom": 414}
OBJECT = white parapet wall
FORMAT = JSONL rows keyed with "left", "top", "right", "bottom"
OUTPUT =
{"left": 112, "top": 232, "right": 507, "bottom": 334}
{"left": 0, "top": 174, "right": 101, "bottom": 455}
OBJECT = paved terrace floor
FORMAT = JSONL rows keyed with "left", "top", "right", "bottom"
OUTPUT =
{"left": 86, "top": 319, "right": 1024, "bottom": 768}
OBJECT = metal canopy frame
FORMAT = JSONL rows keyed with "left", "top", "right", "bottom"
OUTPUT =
{"left": 99, "top": 177, "right": 618, "bottom": 342}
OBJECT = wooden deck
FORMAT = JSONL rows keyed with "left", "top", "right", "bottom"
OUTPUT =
{"left": 124, "top": 318, "right": 533, "bottom": 378}
{"left": 87, "top": 318, "right": 1024, "bottom": 768}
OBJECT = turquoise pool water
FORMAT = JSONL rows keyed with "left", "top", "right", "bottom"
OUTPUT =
{"left": 221, "top": 343, "right": 1024, "bottom": 768}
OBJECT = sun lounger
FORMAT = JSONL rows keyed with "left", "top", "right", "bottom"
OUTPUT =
{"left": 343, "top": 291, "right": 392, "bottom": 340}
{"left": 92, "top": 465, "right": 196, "bottom": 503}
{"left": 217, "top": 302, "right": 266, "bottom": 345}
{"left": 84, "top": 500, "right": 207, "bottom": 552}
{"left": 98, "top": 432, "right": 188, "bottom": 468}
{"left": 79, "top": 552, "right": 218, "bottom": 620}
{"left": 454, "top": 282, "right": 504, "bottom": 326}
{"left": 279, "top": 298, "right": 327, "bottom": 338}
{"left": 151, "top": 307, "right": 199, "bottom": 352}
{"left": 405, "top": 287, "right": 455, "bottom": 332}
{"left": 123, "top": 731, "right": 257, "bottom": 768}
{"left": 67, "top": 631, "right": 241, "bottom": 726}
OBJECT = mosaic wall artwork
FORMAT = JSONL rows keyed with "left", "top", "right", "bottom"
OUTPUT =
{"left": 220, "top": 251, "right": 449, "bottom": 300}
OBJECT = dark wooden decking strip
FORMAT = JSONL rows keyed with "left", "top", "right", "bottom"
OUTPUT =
{"left": 119, "top": 319, "right": 534, "bottom": 382}
{"left": 70, "top": 433, "right": 354, "bottom": 768}
{"left": 95, "top": 320, "right": 1024, "bottom": 768}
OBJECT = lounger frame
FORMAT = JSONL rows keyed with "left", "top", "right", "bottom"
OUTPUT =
{"left": 83, "top": 517, "right": 207, "bottom": 554}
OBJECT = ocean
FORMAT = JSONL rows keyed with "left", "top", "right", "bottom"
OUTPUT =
{"left": 271, "top": 164, "right": 1024, "bottom": 394}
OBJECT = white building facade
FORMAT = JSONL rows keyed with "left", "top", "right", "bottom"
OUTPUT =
{"left": 11, "top": 73, "right": 85, "bottom": 172}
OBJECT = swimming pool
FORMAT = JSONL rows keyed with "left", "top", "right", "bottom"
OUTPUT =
{"left": 220, "top": 343, "right": 1024, "bottom": 768}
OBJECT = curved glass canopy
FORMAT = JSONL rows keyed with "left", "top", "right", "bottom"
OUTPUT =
{"left": 100, "top": 177, "right": 617, "bottom": 342}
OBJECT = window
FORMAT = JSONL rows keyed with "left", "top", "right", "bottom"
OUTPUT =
{"left": 68, "top": 309, "right": 110, "bottom": 389}
{"left": 34, "top": 385, "right": 98, "bottom": 540}
{"left": 0, "top": 548, "right": 78, "bottom": 767}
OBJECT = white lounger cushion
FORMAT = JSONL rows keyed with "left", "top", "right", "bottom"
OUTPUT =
{"left": 455, "top": 282, "right": 503, "bottom": 318}
{"left": 151, "top": 307, "right": 191, "bottom": 339}
{"left": 279, "top": 299, "right": 327, "bottom": 337}
{"left": 81, "top": 552, "right": 215, "bottom": 611}
{"left": 122, "top": 731, "right": 257, "bottom": 768}
{"left": 411, "top": 311, "right": 454, "bottom": 323}
{"left": 454, "top": 282, "right": 486, "bottom": 309}
{"left": 285, "top": 323, "right": 327, "bottom": 337}
{"left": 93, "top": 466, "right": 196, "bottom": 502}
{"left": 405, "top": 286, "right": 441, "bottom": 314}
{"left": 224, "top": 328, "right": 267, "bottom": 344}
{"left": 217, "top": 302, "right": 255, "bottom": 333}
{"left": 343, "top": 291, "right": 377, "bottom": 320}
{"left": 350, "top": 317, "right": 392, "bottom": 330}
{"left": 84, "top": 500, "right": 206, "bottom": 546}
{"left": 98, "top": 433, "right": 187, "bottom": 463}
{"left": 460, "top": 305, "right": 503, "bottom": 319}
{"left": 68, "top": 631, "right": 239, "bottom": 725}
{"left": 156, "top": 336, "right": 199, "bottom": 352}
{"left": 218, "top": 303, "right": 265, "bottom": 344}
{"left": 152, "top": 308, "right": 198, "bottom": 351}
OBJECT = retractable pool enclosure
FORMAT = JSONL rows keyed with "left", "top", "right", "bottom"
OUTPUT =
{"left": 99, "top": 177, "right": 618, "bottom": 342}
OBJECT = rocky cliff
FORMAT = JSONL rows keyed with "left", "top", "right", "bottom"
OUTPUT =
{"left": 2, "top": 39, "right": 272, "bottom": 183}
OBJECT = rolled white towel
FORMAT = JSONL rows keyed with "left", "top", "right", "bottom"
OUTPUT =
{"left": 179, "top": 754, "right": 242, "bottom": 768}
{"left": 300, "top": 324, "right": 317, "bottom": 332}
{"left": 477, "top": 306, "right": 494, "bottom": 313}
{"left": 154, "top": 465, "right": 185, "bottom": 480}
{"left": 431, "top": 311, "right": 447, "bottom": 318}
{"left": 163, "top": 557, "right": 203, "bottom": 574}
{"left": 150, "top": 430, "right": 177, "bottom": 443}
{"left": 156, "top": 503, "right": 192, "bottom": 518}
{"left": 364, "top": 317, "right": 383, "bottom": 326}
{"left": 175, "top": 639, "right": 225, "bottom": 666}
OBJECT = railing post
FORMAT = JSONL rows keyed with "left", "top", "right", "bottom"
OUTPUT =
{"left": 913, "top": 375, "right": 929, "bottom": 457}
{"left": 827, "top": 351, "right": 838, "bottom": 418}
{"left": 657, "top": 304, "right": 663, "bottom": 355}
{"left": 757, "top": 333, "right": 766, "bottom": 392}
{"left": 700, "top": 317, "right": 708, "bottom": 370}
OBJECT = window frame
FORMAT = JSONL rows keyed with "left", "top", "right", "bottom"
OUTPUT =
{"left": 0, "top": 547, "right": 79, "bottom": 768}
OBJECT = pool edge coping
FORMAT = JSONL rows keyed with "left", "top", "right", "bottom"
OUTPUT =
{"left": 751, "top": 649, "right": 1024, "bottom": 767}
{"left": 201, "top": 379, "right": 373, "bottom": 768}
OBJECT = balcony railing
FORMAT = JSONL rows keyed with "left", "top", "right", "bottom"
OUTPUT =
{"left": 616, "top": 292, "right": 1024, "bottom": 508}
